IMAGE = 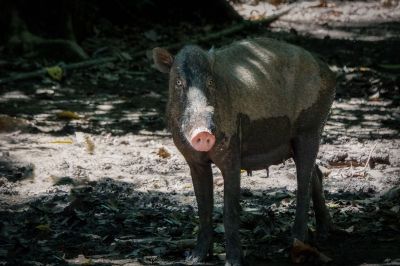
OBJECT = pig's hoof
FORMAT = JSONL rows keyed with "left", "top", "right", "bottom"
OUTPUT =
{"left": 290, "top": 238, "right": 332, "bottom": 264}
{"left": 186, "top": 254, "right": 204, "bottom": 263}
{"left": 186, "top": 248, "right": 209, "bottom": 263}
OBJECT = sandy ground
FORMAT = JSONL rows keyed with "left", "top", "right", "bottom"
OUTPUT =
{"left": 234, "top": 0, "right": 400, "bottom": 40}
{"left": 0, "top": 1, "right": 400, "bottom": 265}
{"left": 1, "top": 98, "right": 399, "bottom": 208}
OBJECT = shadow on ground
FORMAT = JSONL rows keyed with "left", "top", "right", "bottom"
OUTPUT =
{"left": 0, "top": 177, "right": 399, "bottom": 265}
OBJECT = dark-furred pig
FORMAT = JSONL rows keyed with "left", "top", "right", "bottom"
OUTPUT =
{"left": 153, "top": 37, "right": 336, "bottom": 265}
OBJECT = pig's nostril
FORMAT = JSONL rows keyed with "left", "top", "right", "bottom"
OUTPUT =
{"left": 197, "top": 138, "right": 201, "bottom": 143}
{"left": 206, "top": 139, "right": 210, "bottom": 143}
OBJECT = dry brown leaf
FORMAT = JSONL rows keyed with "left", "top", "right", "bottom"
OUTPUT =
{"left": 85, "top": 136, "right": 95, "bottom": 154}
{"left": 267, "top": 0, "right": 283, "bottom": 6}
{"left": 57, "top": 111, "right": 81, "bottom": 120}
{"left": 291, "top": 238, "right": 332, "bottom": 264}
{"left": 369, "top": 92, "right": 381, "bottom": 101}
{"left": 35, "top": 224, "right": 51, "bottom": 231}
{"left": 157, "top": 147, "right": 171, "bottom": 159}
{"left": 291, "top": 238, "right": 317, "bottom": 263}
{"left": 249, "top": 10, "right": 266, "bottom": 21}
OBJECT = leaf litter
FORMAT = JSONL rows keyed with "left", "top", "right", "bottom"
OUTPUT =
{"left": 0, "top": 1, "right": 400, "bottom": 265}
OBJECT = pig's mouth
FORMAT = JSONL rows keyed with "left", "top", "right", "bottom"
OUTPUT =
{"left": 189, "top": 127, "right": 216, "bottom": 152}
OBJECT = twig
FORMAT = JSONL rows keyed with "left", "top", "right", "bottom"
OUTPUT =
{"left": 0, "top": 7, "right": 292, "bottom": 85}
{"left": 0, "top": 56, "right": 118, "bottom": 85}
{"left": 363, "top": 143, "right": 378, "bottom": 171}
{"left": 348, "top": 143, "right": 378, "bottom": 178}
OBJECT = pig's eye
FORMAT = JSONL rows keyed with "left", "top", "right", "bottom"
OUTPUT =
{"left": 207, "top": 78, "right": 214, "bottom": 87}
{"left": 176, "top": 79, "right": 183, "bottom": 87}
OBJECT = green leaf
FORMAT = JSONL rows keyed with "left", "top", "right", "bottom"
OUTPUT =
{"left": 36, "top": 224, "right": 51, "bottom": 232}
{"left": 379, "top": 64, "right": 400, "bottom": 70}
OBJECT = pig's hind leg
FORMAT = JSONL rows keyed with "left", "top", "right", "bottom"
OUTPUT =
{"left": 311, "top": 165, "right": 334, "bottom": 240}
{"left": 221, "top": 165, "right": 243, "bottom": 266}
{"left": 187, "top": 162, "right": 214, "bottom": 262}
{"left": 291, "top": 132, "right": 321, "bottom": 243}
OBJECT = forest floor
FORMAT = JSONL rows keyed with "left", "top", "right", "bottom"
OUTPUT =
{"left": 0, "top": 1, "right": 399, "bottom": 265}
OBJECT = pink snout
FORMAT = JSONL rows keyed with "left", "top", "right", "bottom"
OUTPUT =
{"left": 190, "top": 129, "right": 215, "bottom": 152}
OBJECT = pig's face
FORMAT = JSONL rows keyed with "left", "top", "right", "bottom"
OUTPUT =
{"left": 153, "top": 45, "right": 216, "bottom": 152}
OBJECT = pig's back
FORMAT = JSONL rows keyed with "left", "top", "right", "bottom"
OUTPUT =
{"left": 213, "top": 38, "right": 328, "bottom": 135}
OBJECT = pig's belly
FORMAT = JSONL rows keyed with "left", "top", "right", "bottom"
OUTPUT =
{"left": 238, "top": 115, "right": 293, "bottom": 170}
{"left": 240, "top": 143, "right": 292, "bottom": 170}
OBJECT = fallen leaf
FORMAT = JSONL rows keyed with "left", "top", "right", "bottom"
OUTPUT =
{"left": 57, "top": 111, "right": 80, "bottom": 120}
{"left": 249, "top": 10, "right": 266, "bottom": 21}
{"left": 369, "top": 92, "right": 381, "bottom": 101}
{"left": 36, "top": 224, "right": 51, "bottom": 232}
{"left": 103, "top": 73, "right": 119, "bottom": 81}
{"left": 291, "top": 238, "right": 316, "bottom": 263}
{"left": 268, "top": 0, "right": 283, "bottom": 6}
{"left": 119, "top": 52, "right": 132, "bottom": 61}
{"left": 359, "top": 67, "right": 371, "bottom": 72}
{"left": 379, "top": 64, "right": 400, "bottom": 70}
{"left": 326, "top": 202, "right": 340, "bottom": 208}
{"left": 85, "top": 136, "right": 95, "bottom": 154}
{"left": 157, "top": 147, "right": 171, "bottom": 159}
{"left": 46, "top": 66, "right": 64, "bottom": 80}
{"left": 291, "top": 238, "right": 332, "bottom": 264}
{"left": 50, "top": 139, "right": 73, "bottom": 144}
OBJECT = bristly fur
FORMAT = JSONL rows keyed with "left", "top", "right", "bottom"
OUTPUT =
{"left": 210, "top": 38, "right": 335, "bottom": 136}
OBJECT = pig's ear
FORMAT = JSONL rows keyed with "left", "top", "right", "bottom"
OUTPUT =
{"left": 153, "top": 47, "right": 174, "bottom": 73}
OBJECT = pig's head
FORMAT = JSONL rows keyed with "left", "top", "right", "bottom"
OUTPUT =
{"left": 153, "top": 45, "right": 216, "bottom": 152}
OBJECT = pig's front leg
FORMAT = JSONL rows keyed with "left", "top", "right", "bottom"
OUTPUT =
{"left": 187, "top": 162, "right": 214, "bottom": 263}
{"left": 292, "top": 133, "right": 321, "bottom": 242}
{"left": 218, "top": 151, "right": 243, "bottom": 266}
